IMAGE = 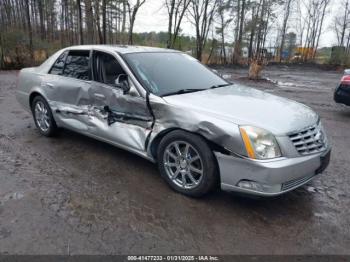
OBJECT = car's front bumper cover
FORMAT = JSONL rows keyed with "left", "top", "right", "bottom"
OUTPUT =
{"left": 214, "top": 148, "right": 331, "bottom": 196}
{"left": 334, "top": 85, "right": 350, "bottom": 106}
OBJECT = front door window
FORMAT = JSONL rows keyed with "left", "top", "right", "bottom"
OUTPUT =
{"left": 93, "top": 51, "right": 125, "bottom": 86}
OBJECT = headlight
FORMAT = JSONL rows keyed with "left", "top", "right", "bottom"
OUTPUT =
{"left": 239, "top": 126, "right": 281, "bottom": 160}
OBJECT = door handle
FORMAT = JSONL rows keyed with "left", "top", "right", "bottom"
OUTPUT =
{"left": 94, "top": 93, "right": 106, "bottom": 100}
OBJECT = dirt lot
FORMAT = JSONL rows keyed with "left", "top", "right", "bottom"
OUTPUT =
{"left": 0, "top": 66, "right": 349, "bottom": 255}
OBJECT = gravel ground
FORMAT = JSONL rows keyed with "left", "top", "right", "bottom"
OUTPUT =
{"left": 0, "top": 66, "right": 349, "bottom": 255}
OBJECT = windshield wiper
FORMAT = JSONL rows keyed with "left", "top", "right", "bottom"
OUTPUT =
{"left": 162, "top": 88, "right": 207, "bottom": 97}
{"left": 208, "top": 83, "right": 232, "bottom": 89}
{"left": 161, "top": 83, "right": 232, "bottom": 97}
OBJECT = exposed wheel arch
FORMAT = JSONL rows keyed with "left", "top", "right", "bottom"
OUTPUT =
{"left": 29, "top": 92, "right": 44, "bottom": 109}
{"left": 149, "top": 127, "right": 230, "bottom": 162}
{"left": 149, "top": 128, "right": 179, "bottom": 160}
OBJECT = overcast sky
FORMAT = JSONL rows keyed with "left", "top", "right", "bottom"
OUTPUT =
{"left": 133, "top": 0, "right": 339, "bottom": 48}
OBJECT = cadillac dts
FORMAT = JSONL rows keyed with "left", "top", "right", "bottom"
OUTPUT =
{"left": 16, "top": 45, "right": 331, "bottom": 197}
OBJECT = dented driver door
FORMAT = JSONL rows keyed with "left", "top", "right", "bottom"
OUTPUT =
{"left": 87, "top": 51, "right": 153, "bottom": 153}
{"left": 88, "top": 82, "right": 153, "bottom": 153}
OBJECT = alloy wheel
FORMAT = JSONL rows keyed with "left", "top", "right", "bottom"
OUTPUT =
{"left": 34, "top": 101, "right": 50, "bottom": 132}
{"left": 163, "top": 141, "right": 204, "bottom": 189}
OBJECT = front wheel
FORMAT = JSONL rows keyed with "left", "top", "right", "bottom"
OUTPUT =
{"left": 157, "top": 130, "right": 218, "bottom": 197}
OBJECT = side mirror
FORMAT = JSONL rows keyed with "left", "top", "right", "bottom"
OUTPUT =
{"left": 115, "top": 74, "right": 130, "bottom": 94}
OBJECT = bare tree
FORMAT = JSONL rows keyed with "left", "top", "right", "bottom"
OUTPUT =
{"left": 279, "top": 0, "right": 293, "bottom": 62}
{"left": 37, "top": 0, "right": 45, "bottom": 40}
{"left": 247, "top": 0, "right": 281, "bottom": 79}
{"left": 127, "top": 0, "right": 146, "bottom": 45}
{"left": 121, "top": 0, "right": 127, "bottom": 43}
{"left": 189, "top": 0, "right": 218, "bottom": 61}
{"left": 84, "top": 0, "right": 94, "bottom": 44}
{"left": 216, "top": 0, "right": 232, "bottom": 64}
{"left": 102, "top": 0, "right": 107, "bottom": 44}
{"left": 233, "top": 0, "right": 246, "bottom": 63}
{"left": 295, "top": 0, "right": 306, "bottom": 47}
{"left": 165, "top": 0, "right": 191, "bottom": 48}
{"left": 25, "top": 0, "right": 33, "bottom": 60}
{"left": 301, "top": 0, "right": 330, "bottom": 61}
{"left": 247, "top": 0, "right": 263, "bottom": 59}
{"left": 93, "top": 1, "right": 103, "bottom": 44}
{"left": 333, "top": 0, "right": 350, "bottom": 47}
{"left": 77, "top": 0, "right": 84, "bottom": 44}
{"left": 0, "top": 0, "right": 345, "bottom": 69}
{"left": 313, "top": 0, "right": 330, "bottom": 58}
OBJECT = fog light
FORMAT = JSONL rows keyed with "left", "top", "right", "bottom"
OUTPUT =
{"left": 237, "top": 180, "right": 264, "bottom": 192}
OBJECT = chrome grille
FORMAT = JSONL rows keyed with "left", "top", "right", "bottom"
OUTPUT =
{"left": 288, "top": 123, "right": 327, "bottom": 156}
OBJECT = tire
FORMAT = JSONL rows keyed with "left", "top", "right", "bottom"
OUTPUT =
{"left": 157, "top": 130, "right": 218, "bottom": 197}
{"left": 31, "top": 95, "right": 58, "bottom": 137}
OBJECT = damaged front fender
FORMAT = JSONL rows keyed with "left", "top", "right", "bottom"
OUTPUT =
{"left": 146, "top": 94, "right": 247, "bottom": 159}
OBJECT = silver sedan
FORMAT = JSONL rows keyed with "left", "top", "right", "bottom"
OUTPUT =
{"left": 16, "top": 45, "right": 331, "bottom": 197}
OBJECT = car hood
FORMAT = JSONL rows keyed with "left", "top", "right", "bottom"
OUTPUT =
{"left": 162, "top": 85, "right": 318, "bottom": 135}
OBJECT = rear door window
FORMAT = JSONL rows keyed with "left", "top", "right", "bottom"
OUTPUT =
{"left": 49, "top": 51, "right": 68, "bottom": 75}
{"left": 62, "top": 50, "right": 91, "bottom": 80}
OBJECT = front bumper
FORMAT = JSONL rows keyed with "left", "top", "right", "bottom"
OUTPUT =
{"left": 214, "top": 148, "right": 331, "bottom": 197}
{"left": 334, "top": 85, "right": 350, "bottom": 106}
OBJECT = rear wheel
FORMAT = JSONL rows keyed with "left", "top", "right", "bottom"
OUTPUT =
{"left": 157, "top": 130, "right": 218, "bottom": 197}
{"left": 31, "top": 96, "right": 58, "bottom": 137}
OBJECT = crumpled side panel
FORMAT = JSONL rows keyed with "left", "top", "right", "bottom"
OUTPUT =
{"left": 89, "top": 82, "right": 150, "bottom": 117}
{"left": 147, "top": 97, "right": 246, "bottom": 157}
{"left": 49, "top": 81, "right": 153, "bottom": 154}
{"left": 50, "top": 101, "right": 151, "bottom": 153}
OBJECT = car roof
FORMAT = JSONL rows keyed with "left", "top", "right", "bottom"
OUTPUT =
{"left": 64, "top": 45, "right": 180, "bottom": 54}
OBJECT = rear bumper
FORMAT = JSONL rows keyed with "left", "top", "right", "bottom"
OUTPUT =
{"left": 16, "top": 90, "right": 31, "bottom": 112}
{"left": 214, "top": 148, "right": 331, "bottom": 197}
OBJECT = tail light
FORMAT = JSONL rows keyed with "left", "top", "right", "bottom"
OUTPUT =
{"left": 340, "top": 75, "right": 350, "bottom": 86}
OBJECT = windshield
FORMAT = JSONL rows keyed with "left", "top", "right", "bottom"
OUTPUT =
{"left": 122, "top": 52, "right": 228, "bottom": 96}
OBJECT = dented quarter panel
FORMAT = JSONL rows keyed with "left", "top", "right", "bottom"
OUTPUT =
{"left": 16, "top": 70, "right": 47, "bottom": 111}
{"left": 42, "top": 73, "right": 92, "bottom": 130}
